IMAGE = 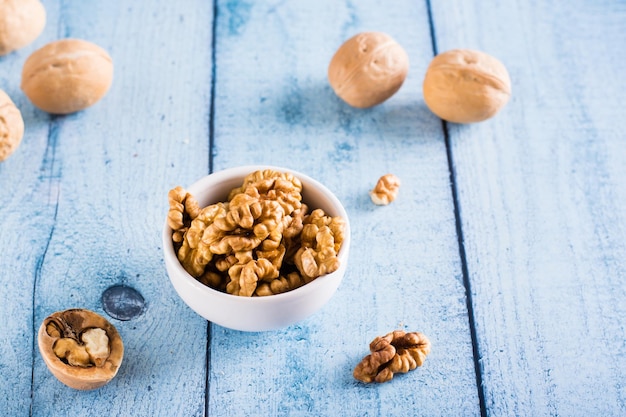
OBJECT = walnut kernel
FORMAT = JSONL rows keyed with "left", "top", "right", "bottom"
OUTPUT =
{"left": 423, "top": 49, "right": 511, "bottom": 123}
{"left": 255, "top": 272, "right": 305, "bottom": 296}
{"left": 168, "top": 186, "right": 200, "bottom": 244}
{"left": 82, "top": 328, "right": 111, "bottom": 368}
{"left": 47, "top": 322, "right": 110, "bottom": 368}
{"left": 353, "top": 330, "right": 431, "bottom": 383}
{"left": 328, "top": 32, "right": 409, "bottom": 108}
{"left": 53, "top": 338, "right": 92, "bottom": 367}
{"left": 369, "top": 174, "right": 400, "bottom": 205}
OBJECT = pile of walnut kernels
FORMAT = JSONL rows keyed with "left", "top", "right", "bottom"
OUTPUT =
{"left": 167, "top": 169, "right": 346, "bottom": 297}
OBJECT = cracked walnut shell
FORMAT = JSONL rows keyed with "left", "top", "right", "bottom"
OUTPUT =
{"left": 38, "top": 309, "right": 124, "bottom": 390}
{"left": 353, "top": 330, "right": 431, "bottom": 383}
{"left": 328, "top": 32, "right": 409, "bottom": 108}
{"left": 423, "top": 49, "right": 511, "bottom": 123}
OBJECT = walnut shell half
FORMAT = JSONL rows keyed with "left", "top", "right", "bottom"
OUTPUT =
{"left": 38, "top": 309, "right": 124, "bottom": 390}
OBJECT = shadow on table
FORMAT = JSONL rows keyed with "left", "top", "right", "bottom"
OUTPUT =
{"left": 268, "top": 80, "right": 444, "bottom": 142}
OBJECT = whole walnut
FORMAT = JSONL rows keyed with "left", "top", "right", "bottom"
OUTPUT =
{"left": 21, "top": 39, "right": 114, "bottom": 114}
{"left": 0, "top": 0, "right": 46, "bottom": 56}
{"left": 328, "top": 32, "right": 409, "bottom": 108}
{"left": 423, "top": 49, "right": 511, "bottom": 123}
{"left": 0, "top": 89, "right": 25, "bottom": 162}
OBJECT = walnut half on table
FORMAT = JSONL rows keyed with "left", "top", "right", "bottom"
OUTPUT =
{"left": 353, "top": 330, "right": 431, "bottom": 383}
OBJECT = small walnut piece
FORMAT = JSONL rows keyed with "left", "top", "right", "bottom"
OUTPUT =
{"left": 328, "top": 32, "right": 409, "bottom": 108}
{"left": 0, "top": 90, "right": 25, "bottom": 162}
{"left": 255, "top": 271, "right": 306, "bottom": 296}
{"left": 294, "top": 222, "right": 341, "bottom": 281}
{"left": 168, "top": 185, "right": 201, "bottom": 244}
{"left": 353, "top": 330, "right": 431, "bottom": 383}
{"left": 369, "top": 174, "right": 400, "bottom": 205}
{"left": 423, "top": 49, "right": 511, "bottom": 123}
{"left": 82, "top": 328, "right": 111, "bottom": 368}
{"left": 53, "top": 338, "right": 92, "bottom": 367}
{"left": 21, "top": 39, "right": 114, "bottom": 114}
{"left": 0, "top": 0, "right": 46, "bottom": 56}
{"left": 38, "top": 309, "right": 124, "bottom": 390}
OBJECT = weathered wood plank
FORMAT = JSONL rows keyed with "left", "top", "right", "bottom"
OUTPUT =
{"left": 24, "top": 1, "right": 213, "bottom": 415}
{"left": 430, "top": 0, "right": 626, "bottom": 415}
{"left": 208, "top": 1, "right": 479, "bottom": 416}
{"left": 0, "top": 2, "right": 63, "bottom": 414}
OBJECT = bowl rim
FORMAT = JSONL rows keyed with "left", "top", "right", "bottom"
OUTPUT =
{"left": 162, "top": 165, "right": 351, "bottom": 304}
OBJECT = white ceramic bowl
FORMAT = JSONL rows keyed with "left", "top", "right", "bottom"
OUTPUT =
{"left": 162, "top": 165, "right": 350, "bottom": 332}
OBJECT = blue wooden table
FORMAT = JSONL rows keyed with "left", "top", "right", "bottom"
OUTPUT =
{"left": 1, "top": 0, "right": 625, "bottom": 416}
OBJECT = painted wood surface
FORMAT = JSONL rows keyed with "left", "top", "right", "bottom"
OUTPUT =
{"left": 0, "top": 6, "right": 57, "bottom": 415}
{"left": 1, "top": 1, "right": 214, "bottom": 415}
{"left": 0, "top": 0, "right": 624, "bottom": 416}
{"left": 429, "top": 0, "right": 626, "bottom": 415}
{"left": 207, "top": 1, "right": 478, "bottom": 416}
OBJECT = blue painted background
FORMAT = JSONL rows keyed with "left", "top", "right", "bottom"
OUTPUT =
{"left": 0, "top": 0, "right": 624, "bottom": 416}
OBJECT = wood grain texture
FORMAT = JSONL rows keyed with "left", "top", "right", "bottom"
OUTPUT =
{"left": 3, "top": 0, "right": 622, "bottom": 416}
{"left": 429, "top": 0, "right": 626, "bottom": 415}
{"left": 1, "top": 0, "right": 214, "bottom": 415}
{"left": 207, "top": 1, "right": 479, "bottom": 416}
{"left": 0, "top": 2, "right": 63, "bottom": 414}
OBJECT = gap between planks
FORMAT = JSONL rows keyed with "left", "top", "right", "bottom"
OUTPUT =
{"left": 425, "top": 0, "right": 487, "bottom": 416}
